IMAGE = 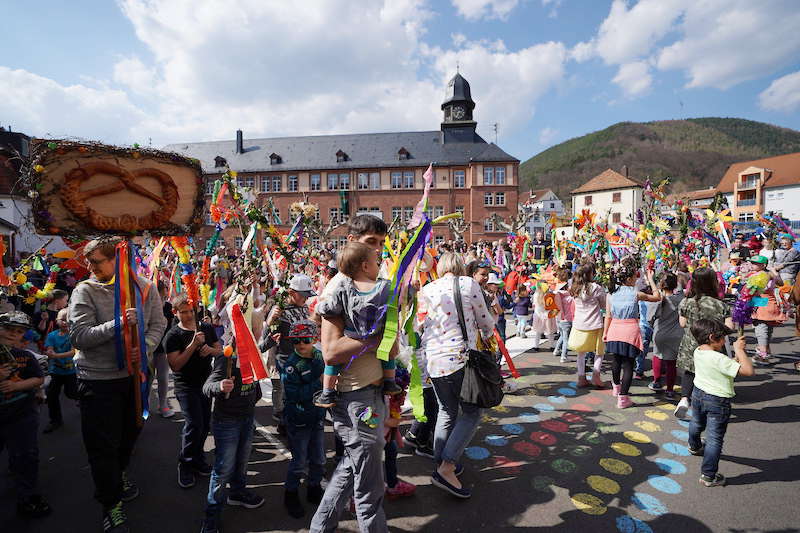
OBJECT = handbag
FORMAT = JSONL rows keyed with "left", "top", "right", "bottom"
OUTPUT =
{"left": 452, "top": 276, "right": 504, "bottom": 408}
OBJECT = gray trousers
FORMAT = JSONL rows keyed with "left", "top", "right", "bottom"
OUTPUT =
{"left": 310, "top": 385, "right": 387, "bottom": 533}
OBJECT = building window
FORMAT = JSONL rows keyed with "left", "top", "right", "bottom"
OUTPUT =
{"left": 272, "top": 208, "right": 282, "bottom": 224}
{"left": 271, "top": 176, "right": 281, "bottom": 192}
{"left": 403, "top": 206, "right": 414, "bottom": 222}
{"left": 370, "top": 172, "right": 380, "bottom": 189}
{"left": 455, "top": 206, "right": 464, "bottom": 215}
{"left": 454, "top": 170, "right": 465, "bottom": 188}
{"left": 484, "top": 192, "right": 494, "bottom": 206}
{"left": 584, "top": 195, "right": 592, "bottom": 206}
{"left": 259, "top": 176, "right": 269, "bottom": 192}
{"left": 269, "top": 153, "right": 282, "bottom": 165}
{"left": 327, "top": 173, "right": 339, "bottom": 190}
{"left": 738, "top": 190, "right": 756, "bottom": 207}
{"left": 495, "top": 192, "right": 505, "bottom": 206}
{"left": 311, "top": 238, "right": 320, "bottom": 248}
{"left": 777, "top": 192, "right": 784, "bottom": 199}
{"left": 433, "top": 206, "right": 444, "bottom": 218}
{"left": 288, "top": 175, "right": 298, "bottom": 192}
{"left": 358, "top": 172, "right": 369, "bottom": 190}
{"left": 434, "top": 235, "right": 445, "bottom": 245}
{"left": 739, "top": 213, "right": 754, "bottom": 222}
{"left": 339, "top": 173, "right": 350, "bottom": 190}
{"left": 330, "top": 207, "right": 348, "bottom": 223}
{"left": 398, "top": 147, "right": 410, "bottom": 160}
{"left": 237, "top": 175, "right": 254, "bottom": 189}
{"left": 612, "top": 212, "right": 621, "bottom": 223}
{"left": 403, "top": 171, "right": 414, "bottom": 189}
{"left": 549, "top": 202, "right": 555, "bottom": 209}
{"left": 391, "top": 172, "right": 402, "bottom": 189}
{"left": 484, "top": 218, "right": 495, "bottom": 232}
{"left": 391, "top": 206, "right": 402, "bottom": 221}
{"left": 612, "top": 192, "right": 621, "bottom": 203}
{"left": 741, "top": 173, "right": 759, "bottom": 189}
{"left": 205, "top": 211, "right": 214, "bottom": 225}
{"left": 310, "top": 174, "right": 321, "bottom": 191}
{"left": 483, "top": 167, "right": 494, "bottom": 185}
{"left": 205, "top": 179, "right": 216, "bottom": 195}
{"left": 495, "top": 167, "right": 506, "bottom": 185}
{"left": 214, "top": 156, "right": 227, "bottom": 168}
{"left": 336, "top": 150, "right": 348, "bottom": 163}
{"left": 534, "top": 214, "right": 540, "bottom": 222}
{"left": 234, "top": 236, "right": 243, "bottom": 249}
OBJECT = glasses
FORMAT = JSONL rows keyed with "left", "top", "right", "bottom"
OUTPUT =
{"left": 86, "top": 256, "right": 111, "bottom": 267}
{"left": 292, "top": 338, "right": 313, "bottom": 344}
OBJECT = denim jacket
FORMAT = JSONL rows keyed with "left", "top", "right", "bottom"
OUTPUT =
{"left": 280, "top": 348, "right": 325, "bottom": 427}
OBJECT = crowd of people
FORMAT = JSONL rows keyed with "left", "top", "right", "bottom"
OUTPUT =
{"left": 1, "top": 212, "right": 799, "bottom": 533}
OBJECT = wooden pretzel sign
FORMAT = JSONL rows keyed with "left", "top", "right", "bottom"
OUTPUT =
{"left": 30, "top": 140, "right": 205, "bottom": 237}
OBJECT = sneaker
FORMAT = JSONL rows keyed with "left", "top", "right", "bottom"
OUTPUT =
{"left": 431, "top": 471, "right": 471, "bottom": 499}
{"left": 616, "top": 394, "right": 633, "bottom": 409}
{"left": 102, "top": 502, "right": 129, "bottom": 533}
{"left": 386, "top": 480, "right": 416, "bottom": 500}
{"left": 228, "top": 490, "right": 265, "bottom": 509}
{"left": 577, "top": 376, "right": 591, "bottom": 388}
{"left": 192, "top": 461, "right": 213, "bottom": 477}
{"left": 403, "top": 431, "right": 421, "bottom": 450}
{"left": 277, "top": 423, "right": 287, "bottom": 436}
{"left": 200, "top": 513, "right": 221, "bottom": 533}
{"left": 307, "top": 484, "right": 324, "bottom": 504}
{"left": 17, "top": 494, "right": 52, "bottom": 518}
{"left": 121, "top": 471, "right": 140, "bottom": 502}
{"left": 284, "top": 489, "right": 305, "bottom": 518}
{"left": 674, "top": 398, "right": 690, "bottom": 419}
{"left": 634, "top": 373, "right": 646, "bottom": 381}
{"left": 648, "top": 381, "right": 663, "bottom": 391}
{"left": 414, "top": 444, "right": 435, "bottom": 460}
{"left": 699, "top": 473, "right": 726, "bottom": 487}
{"left": 43, "top": 421, "right": 63, "bottom": 434}
{"left": 611, "top": 383, "right": 621, "bottom": 397}
{"left": 560, "top": 355, "right": 568, "bottom": 363}
{"left": 383, "top": 380, "right": 403, "bottom": 396}
{"left": 178, "top": 463, "right": 196, "bottom": 489}
{"left": 664, "top": 391, "right": 676, "bottom": 400}
{"left": 689, "top": 443, "right": 705, "bottom": 456}
{"left": 159, "top": 406, "right": 175, "bottom": 418}
{"left": 313, "top": 389, "right": 337, "bottom": 408}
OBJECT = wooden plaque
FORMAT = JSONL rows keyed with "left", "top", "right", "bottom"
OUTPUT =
{"left": 30, "top": 141, "right": 205, "bottom": 237}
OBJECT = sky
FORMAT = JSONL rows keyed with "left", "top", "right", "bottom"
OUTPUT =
{"left": 2, "top": 0, "right": 800, "bottom": 163}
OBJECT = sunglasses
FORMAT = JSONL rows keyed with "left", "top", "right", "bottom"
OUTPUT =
{"left": 292, "top": 338, "right": 313, "bottom": 345}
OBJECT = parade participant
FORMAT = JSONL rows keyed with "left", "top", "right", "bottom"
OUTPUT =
{"left": 513, "top": 286, "right": 532, "bottom": 339}
{"left": 281, "top": 321, "right": 325, "bottom": 519}
{"left": 0, "top": 311, "right": 51, "bottom": 518}
{"left": 484, "top": 272, "right": 507, "bottom": 334}
{"left": 418, "top": 253, "right": 495, "bottom": 499}
{"left": 687, "top": 319, "right": 754, "bottom": 487}
{"left": 567, "top": 263, "right": 607, "bottom": 388}
{"left": 314, "top": 242, "right": 400, "bottom": 409}
{"left": 383, "top": 367, "right": 416, "bottom": 500}
{"left": 748, "top": 255, "right": 785, "bottom": 364}
{"left": 773, "top": 235, "right": 799, "bottom": 284}
{"left": 604, "top": 261, "right": 661, "bottom": 408}
{"left": 69, "top": 237, "right": 166, "bottom": 533}
{"left": 649, "top": 274, "right": 684, "bottom": 399}
{"left": 732, "top": 234, "right": 751, "bottom": 259}
{"left": 636, "top": 284, "right": 659, "bottom": 381}
{"left": 530, "top": 230, "right": 551, "bottom": 267}
{"left": 165, "top": 293, "right": 222, "bottom": 489}
{"left": 34, "top": 289, "right": 68, "bottom": 351}
{"left": 675, "top": 267, "right": 732, "bottom": 419}
{"left": 530, "top": 281, "right": 556, "bottom": 351}
{"left": 553, "top": 268, "right": 574, "bottom": 363}
{"left": 152, "top": 281, "right": 174, "bottom": 418}
{"left": 199, "top": 327, "right": 265, "bottom": 533}
{"left": 43, "top": 308, "right": 77, "bottom": 433}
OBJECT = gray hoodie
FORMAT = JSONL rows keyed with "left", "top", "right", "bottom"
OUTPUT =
{"left": 69, "top": 277, "right": 167, "bottom": 380}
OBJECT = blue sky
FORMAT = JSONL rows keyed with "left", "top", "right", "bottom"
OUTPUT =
{"left": 2, "top": 0, "right": 800, "bottom": 162}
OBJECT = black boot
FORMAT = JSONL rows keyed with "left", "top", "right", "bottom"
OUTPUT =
{"left": 284, "top": 489, "right": 305, "bottom": 518}
{"left": 307, "top": 484, "right": 324, "bottom": 504}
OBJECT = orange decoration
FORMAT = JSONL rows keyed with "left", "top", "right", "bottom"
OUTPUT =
{"left": 223, "top": 345, "right": 234, "bottom": 358}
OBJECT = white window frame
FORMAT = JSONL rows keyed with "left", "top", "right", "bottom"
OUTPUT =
{"left": 288, "top": 175, "right": 298, "bottom": 192}
{"left": 403, "top": 171, "right": 414, "bottom": 189}
{"left": 370, "top": 172, "right": 380, "bottom": 190}
{"left": 271, "top": 175, "right": 281, "bottom": 192}
{"left": 310, "top": 174, "right": 321, "bottom": 191}
{"left": 454, "top": 170, "right": 465, "bottom": 188}
{"left": 495, "top": 167, "right": 505, "bottom": 185}
{"left": 358, "top": 172, "right": 369, "bottom": 190}
{"left": 484, "top": 218, "right": 495, "bottom": 232}
{"left": 339, "top": 173, "right": 350, "bottom": 191}
{"left": 391, "top": 206, "right": 402, "bottom": 221}
{"left": 484, "top": 192, "right": 494, "bottom": 206}
{"left": 403, "top": 206, "right": 414, "bottom": 222}
{"left": 483, "top": 167, "right": 494, "bottom": 185}
{"left": 495, "top": 192, "right": 505, "bottom": 206}
{"left": 391, "top": 172, "right": 402, "bottom": 189}
{"left": 327, "top": 173, "right": 339, "bottom": 190}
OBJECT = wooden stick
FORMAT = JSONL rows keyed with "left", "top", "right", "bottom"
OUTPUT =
{"left": 125, "top": 239, "right": 144, "bottom": 428}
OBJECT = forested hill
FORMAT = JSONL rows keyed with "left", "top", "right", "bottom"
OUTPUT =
{"left": 519, "top": 118, "right": 800, "bottom": 198}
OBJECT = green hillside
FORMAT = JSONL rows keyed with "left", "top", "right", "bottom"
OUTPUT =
{"left": 519, "top": 118, "right": 800, "bottom": 199}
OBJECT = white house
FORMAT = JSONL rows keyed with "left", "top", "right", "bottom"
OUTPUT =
{"left": 571, "top": 168, "right": 643, "bottom": 227}
{"left": 524, "top": 188, "right": 566, "bottom": 236}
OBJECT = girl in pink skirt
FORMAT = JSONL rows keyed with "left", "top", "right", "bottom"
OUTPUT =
{"left": 567, "top": 263, "right": 607, "bottom": 388}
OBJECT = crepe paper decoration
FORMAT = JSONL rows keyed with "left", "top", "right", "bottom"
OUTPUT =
{"left": 230, "top": 301, "right": 267, "bottom": 384}
{"left": 403, "top": 302, "right": 427, "bottom": 422}
{"left": 408, "top": 163, "right": 433, "bottom": 229}
{"left": 432, "top": 212, "right": 461, "bottom": 225}
{"left": 0, "top": 236, "right": 9, "bottom": 286}
{"left": 774, "top": 214, "right": 797, "bottom": 240}
{"left": 732, "top": 297, "right": 754, "bottom": 335}
{"left": 52, "top": 249, "right": 75, "bottom": 259}
{"left": 543, "top": 291, "right": 559, "bottom": 318}
{"left": 493, "top": 329, "right": 520, "bottom": 378}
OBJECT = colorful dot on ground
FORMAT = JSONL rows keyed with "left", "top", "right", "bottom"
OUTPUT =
{"left": 632, "top": 492, "right": 669, "bottom": 516}
{"left": 531, "top": 475, "right": 555, "bottom": 492}
{"left": 572, "top": 403, "right": 593, "bottom": 412}
{"left": 502, "top": 423, "right": 524, "bottom": 435}
{"left": 562, "top": 412, "right": 584, "bottom": 423}
{"left": 677, "top": 419, "right": 690, "bottom": 428}
{"left": 464, "top": 446, "right": 490, "bottom": 460}
{"left": 647, "top": 474, "right": 683, "bottom": 494}
{"left": 513, "top": 441, "right": 542, "bottom": 457}
{"left": 485, "top": 434, "right": 509, "bottom": 446}
{"left": 534, "top": 403, "right": 555, "bottom": 412}
{"left": 481, "top": 415, "right": 499, "bottom": 424}
{"left": 606, "top": 411, "right": 628, "bottom": 422}
{"left": 596, "top": 422, "right": 617, "bottom": 434}
{"left": 540, "top": 419, "right": 570, "bottom": 432}
{"left": 654, "top": 457, "right": 687, "bottom": 474}
{"left": 616, "top": 515, "right": 654, "bottom": 533}
{"left": 634, "top": 421, "right": 661, "bottom": 432}
{"left": 548, "top": 395, "right": 567, "bottom": 404}
{"left": 585, "top": 396, "right": 603, "bottom": 405}
{"left": 519, "top": 412, "right": 541, "bottom": 423}
{"left": 611, "top": 442, "right": 641, "bottom": 457}
{"left": 558, "top": 387, "right": 578, "bottom": 396}
{"left": 568, "top": 381, "right": 577, "bottom": 388}
{"left": 493, "top": 405, "right": 511, "bottom": 413}
{"left": 662, "top": 442, "right": 690, "bottom": 456}
{"left": 585, "top": 432, "right": 605, "bottom": 445}
{"left": 644, "top": 409, "right": 669, "bottom": 421}
{"left": 623, "top": 430, "right": 652, "bottom": 444}
{"left": 567, "top": 445, "right": 592, "bottom": 457}
{"left": 551, "top": 458, "right": 578, "bottom": 474}
{"left": 571, "top": 493, "right": 607, "bottom": 515}
{"left": 599, "top": 457, "right": 632, "bottom": 475}
{"left": 530, "top": 431, "right": 558, "bottom": 446}
{"left": 586, "top": 474, "right": 621, "bottom": 495}
{"left": 655, "top": 401, "right": 676, "bottom": 411}
{"left": 671, "top": 429, "right": 689, "bottom": 440}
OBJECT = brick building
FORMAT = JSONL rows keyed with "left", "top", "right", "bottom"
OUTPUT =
{"left": 165, "top": 73, "right": 519, "bottom": 248}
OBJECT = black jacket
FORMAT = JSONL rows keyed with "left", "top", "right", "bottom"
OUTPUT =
{"left": 203, "top": 354, "right": 262, "bottom": 420}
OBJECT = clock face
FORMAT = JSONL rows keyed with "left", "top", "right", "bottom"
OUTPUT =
{"left": 452, "top": 105, "right": 466, "bottom": 120}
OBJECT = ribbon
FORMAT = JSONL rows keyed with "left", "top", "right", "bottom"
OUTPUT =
{"left": 230, "top": 300, "right": 267, "bottom": 384}
{"left": 404, "top": 301, "right": 426, "bottom": 422}
{"left": 494, "top": 329, "right": 520, "bottom": 378}
{"left": 0, "top": 236, "right": 10, "bottom": 286}
{"left": 408, "top": 163, "right": 433, "bottom": 229}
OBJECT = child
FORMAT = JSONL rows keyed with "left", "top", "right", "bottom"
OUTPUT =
{"left": 748, "top": 255, "right": 785, "bottom": 364}
{"left": 200, "top": 326, "right": 265, "bottom": 533}
{"left": 513, "top": 286, "right": 532, "bottom": 339}
{"left": 530, "top": 282, "right": 556, "bottom": 351}
{"left": 384, "top": 366, "right": 416, "bottom": 500}
{"left": 567, "top": 263, "right": 607, "bottom": 388}
{"left": 314, "top": 242, "right": 400, "bottom": 408}
{"left": 280, "top": 321, "right": 326, "bottom": 519}
{"left": 553, "top": 268, "right": 574, "bottom": 363}
{"left": 649, "top": 273, "right": 684, "bottom": 399}
{"left": 43, "top": 308, "right": 78, "bottom": 433}
{"left": 687, "top": 318, "right": 753, "bottom": 487}
{"left": 0, "top": 311, "right": 51, "bottom": 517}
{"left": 603, "top": 260, "right": 661, "bottom": 408}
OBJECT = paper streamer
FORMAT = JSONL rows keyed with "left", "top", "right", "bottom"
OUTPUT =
{"left": 408, "top": 163, "right": 434, "bottom": 229}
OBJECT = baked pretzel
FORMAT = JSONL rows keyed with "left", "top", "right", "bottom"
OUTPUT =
{"left": 61, "top": 161, "right": 179, "bottom": 232}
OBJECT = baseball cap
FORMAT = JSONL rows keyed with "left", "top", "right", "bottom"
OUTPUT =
{"left": 288, "top": 320, "right": 319, "bottom": 339}
{"left": 289, "top": 274, "right": 316, "bottom": 297}
{"left": 0, "top": 311, "right": 32, "bottom": 329}
{"left": 749, "top": 255, "right": 768, "bottom": 265}
{"left": 486, "top": 272, "right": 504, "bottom": 286}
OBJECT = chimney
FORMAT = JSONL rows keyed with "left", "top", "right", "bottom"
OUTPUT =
{"left": 621, "top": 165, "right": 628, "bottom": 177}
{"left": 235, "top": 130, "right": 243, "bottom": 154}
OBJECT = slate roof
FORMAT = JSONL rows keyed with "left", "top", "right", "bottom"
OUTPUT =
{"left": 164, "top": 130, "right": 518, "bottom": 174}
{"left": 716, "top": 152, "right": 800, "bottom": 193}
{"left": 572, "top": 168, "right": 643, "bottom": 194}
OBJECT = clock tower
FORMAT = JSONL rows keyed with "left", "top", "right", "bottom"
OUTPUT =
{"left": 441, "top": 72, "right": 478, "bottom": 143}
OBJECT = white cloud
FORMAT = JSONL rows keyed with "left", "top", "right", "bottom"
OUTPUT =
{"left": 112, "top": 56, "right": 157, "bottom": 95}
{"left": 538, "top": 126, "right": 558, "bottom": 145}
{"left": 451, "top": 0, "right": 519, "bottom": 21}
{"left": 759, "top": 71, "right": 800, "bottom": 112}
{"left": 612, "top": 61, "right": 652, "bottom": 97}
{"left": 541, "top": 0, "right": 562, "bottom": 19}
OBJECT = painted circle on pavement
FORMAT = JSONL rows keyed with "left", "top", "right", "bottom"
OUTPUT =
{"left": 647, "top": 475, "right": 683, "bottom": 494}
{"left": 568, "top": 381, "right": 578, "bottom": 388}
{"left": 632, "top": 492, "right": 669, "bottom": 516}
{"left": 513, "top": 441, "right": 542, "bottom": 457}
{"left": 530, "top": 431, "right": 558, "bottom": 446}
{"left": 519, "top": 412, "right": 541, "bottom": 423}
{"left": 587, "top": 474, "right": 621, "bottom": 495}
{"left": 548, "top": 395, "right": 567, "bottom": 404}
{"left": 616, "top": 515, "right": 654, "bottom": 533}
{"left": 671, "top": 429, "right": 689, "bottom": 440}
{"left": 493, "top": 405, "right": 510, "bottom": 413}
{"left": 662, "top": 442, "right": 690, "bottom": 456}
{"left": 611, "top": 442, "right": 641, "bottom": 457}
{"left": 502, "top": 423, "right": 525, "bottom": 435}
{"left": 558, "top": 387, "right": 578, "bottom": 396}
{"left": 655, "top": 401, "right": 676, "bottom": 410}
{"left": 482, "top": 414, "right": 499, "bottom": 424}
{"left": 485, "top": 434, "right": 509, "bottom": 447}
{"left": 464, "top": 446, "right": 490, "bottom": 460}
{"left": 586, "top": 431, "right": 605, "bottom": 445}
{"left": 562, "top": 412, "right": 584, "bottom": 423}
{"left": 606, "top": 411, "right": 628, "bottom": 422}
{"left": 634, "top": 421, "right": 661, "bottom": 432}
{"left": 623, "top": 431, "right": 652, "bottom": 444}
{"left": 596, "top": 422, "right": 616, "bottom": 434}
{"left": 567, "top": 445, "right": 592, "bottom": 457}
{"left": 654, "top": 457, "right": 687, "bottom": 475}
{"left": 599, "top": 457, "right": 632, "bottom": 475}
{"left": 541, "top": 419, "right": 570, "bottom": 433}
{"left": 572, "top": 403, "right": 593, "bottom": 412}
{"left": 534, "top": 403, "right": 555, "bottom": 412}
{"left": 531, "top": 475, "right": 555, "bottom": 492}
{"left": 551, "top": 458, "right": 578, "bottom": 474}
{"left": 571, "top": 493, "right": 607, "bottom": 515}
{"left": 586, "top": 396, "right": 603, "bottom": 405}
{"left": 644, "top": 409, "right": 669, "bottom": 421}
{"left": 677, "top": 419, "right": 690, "bottom": 428}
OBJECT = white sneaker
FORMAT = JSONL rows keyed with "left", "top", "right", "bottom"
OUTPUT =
{"left": 160, "top": 406, "right": 175, "bottom": 418}
{"left": 560, "top": 356, "right": 568, "bottom": 363}
{"left": 674, "top": 398, "right": 689, "bottom": 419}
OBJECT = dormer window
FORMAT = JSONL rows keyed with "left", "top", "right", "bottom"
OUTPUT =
{"left": 398, "top": 147, "right": 410, "bottom": 161}
{"left": 269, "top": 153, "right": 282, "bottom": 165}
{"left": 214, "top": 156, "right": 227, "bottom": 168}
{"left": 336, "top": 150, "right": 349, "bottom": 163}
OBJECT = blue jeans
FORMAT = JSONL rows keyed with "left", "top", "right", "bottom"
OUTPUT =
{"left": 636, "top": 323, "right": 653, "bottom": 374}
{"left": 688, "top": 388, "right": 731, "bottom": 478}
{"left": 0, "top": 410, "right": 39, "bottom": 499}
{"left": 553, "top": 320, "right": 572, "bottom": 357}
{"left": 431, "top": 367, "right": 482, "bottom": 464}
{"left": 515, "top": 315, "right": 530, "bottom": 337}
{"left": 175, "top": 387, "right": 211, "bottom": 467}
{"left": 205, "top": 415, "right": 255, "bottom": 515}
{"left": 384, "top": 440, "right": 398, "bottom": 488}
{"left": 285, "top": 419, "right": 325, "bottom": 491}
